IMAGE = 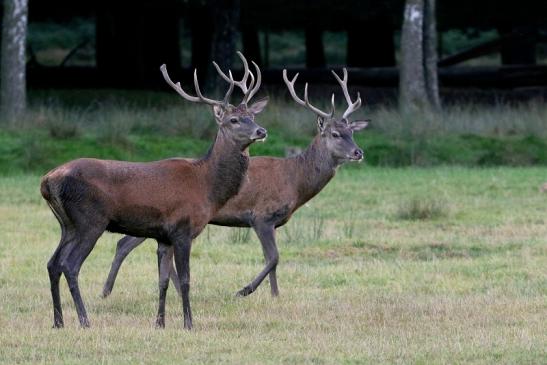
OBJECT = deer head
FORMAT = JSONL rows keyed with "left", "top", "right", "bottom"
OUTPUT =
{"left": 283, "top": 68, "right": 369, "bottom": 163}
{"left": 161, "top": 51, "right": 268, "bottom": 147}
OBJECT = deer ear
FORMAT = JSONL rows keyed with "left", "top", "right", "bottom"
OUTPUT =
{"left": 247, "top": 97, "right": 269, "bottom": 114}
{"left": 213, "top": 105, "right": 224, "bottom": 124}
{"left": 317, "top": 116, "right": 326, "bottom": 133}
{"left": 349, "top": 119, "right": 370, "bottom": 132}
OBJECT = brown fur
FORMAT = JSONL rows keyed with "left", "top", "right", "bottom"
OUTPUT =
{"left": 42, "top": 99, "right": 268, "bottom": 330}
{"left": 103, "top": 117, "right": 368, "bottom": 299}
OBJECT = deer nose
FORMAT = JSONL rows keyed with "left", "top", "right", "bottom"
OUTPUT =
{"left": 254, "top": 127, "right": 267, "bottom": 139}
{"left": 353, "top": 148, "right": 363, "bottom": 160}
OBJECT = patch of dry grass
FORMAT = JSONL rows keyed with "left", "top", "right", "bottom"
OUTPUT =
{"left": 0, "top": 167, "right": 546, "bottom": 364}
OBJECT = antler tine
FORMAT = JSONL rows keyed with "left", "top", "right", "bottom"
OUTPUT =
{"left": 160, "top": 64, "right": 200, "bottom": 103}
{"left": 213, "top": 52, "right": 259, "bottom": 105}
{"left": 283, "top": 70, "right": 306, "bottom": 107}
{"left": 245, "top": 60, "right": 262, "bottom": 104}
{"left": 160, "top": 64, "right": 230, "bottom": 106}
{"left": 235, "top": 51, "right": 251, "bottom": 93}
{"left": 242, "top": 71, "right": 256, "bottom": 105}
{"left": 331, "top": 68, "right": 362, "bottom": 119}
{"left": 193, "top": 69, "right": 224, "bottom": 105}
{"left": 343, "top": 92, "right": 362, "bottom": 119}
{"left": 304, "top": 83, "right": 331, "bottom": 118}
{"left": 212, "top": 61, "right": 232, "bottom": 83}
{"left": 283, "top": 69, "right": 331, "bottom": 118}
{"left": 222, "top": 70, "right": 235, "bottom": 106}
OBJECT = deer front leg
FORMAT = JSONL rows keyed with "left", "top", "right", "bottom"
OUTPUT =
{"left": 237, "top": 223, "right": 279, "bottom": 297}
{"left": 172, "top": 235, "right": 193, "bottom": 330}
{"left": 102, "top": 236, "right": 146, "bottom": 298}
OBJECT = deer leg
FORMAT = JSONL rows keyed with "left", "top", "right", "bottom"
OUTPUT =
{"left": 47, "top": 228, "right": 76, "bottom": 328}
{"left": 60, "top": 227, "right": 104, "bottom": 328}
{"left": 102, "top": 236, "right": 146, "bottom": 298}
{"left": 237, "top": 223, "right": 279, "bottom": 297}
{"left": 47, "top": 251, "right": 64, "bottom": 328}
{"left": 172, "top": 235, "right": 193, "bottom": 330}
{"left": 168, "top": 252, "right": 182, "bottom": 297}
{"left": 155, "top": 242, "right": 172, "bottom": 328}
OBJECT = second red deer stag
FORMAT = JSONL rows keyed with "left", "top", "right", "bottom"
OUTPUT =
{"left": 40, "top": 52, "right": 268, "bottom": 330}
{"left": 101, "top": 68, "right": 368, "bottom": 299}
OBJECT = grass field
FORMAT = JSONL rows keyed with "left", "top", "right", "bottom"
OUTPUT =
{"left": 1, "top": 167, "right": 546, "bottom": 364}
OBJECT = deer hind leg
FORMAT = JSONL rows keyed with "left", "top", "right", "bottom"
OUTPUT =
{"left": 58, "top": 225, "right": 105, "bottom": 328}
{"left": 167, "top": 250, "right": 181, "bottom": 297}
{"left": 102, "top": 236, "right": 146, "bottom": 298}
{"left": 46, "top": 199, "right": 78, "bottom": 329}
{"left": 47, "top": 228, "right": 77, "bottom": 328}
{"left": 237, "top": 223, "right": 279, "bottom": 297}
{"left": 155, "top": 242, "right": 173, "bottom": 328}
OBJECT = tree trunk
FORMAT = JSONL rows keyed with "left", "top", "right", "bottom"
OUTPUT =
{"left": 399, "top": 0, "right": 440, "bottom": 112}
{"left": 209, "top": 0, "right": 240, "bottom": 95}
{"left": 242, "top": 25, "right": 262, "bottom": 65}
{"left": 1, "top": 0, "right": 28, "bottom": 122}
{"left": 263, "top": 31, "right": 270, "bottom": 68}
{"left": 305, "top": 28, "right": 325, "bottom": 68}
{"left": 347, "top": 20, "right": 395, "bottom": 67}
{"left": 423, "top": 0, "right": 440, "bottom": 109}
{"left": 191, "top": 4, "right": 214, "bottom": 82}
{"left": 499, "top": 25, "right": 537, "bottom": 65}
{"left": 399, "top": 0, "right": 427, "bottom": 112}
{"left": 96, "top": 2, "right": 180, "bottom": 88}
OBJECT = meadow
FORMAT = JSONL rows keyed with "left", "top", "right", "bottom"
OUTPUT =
{"left": 1, "top": 166, "right": 546, "bottom": 364}
{"left": 1, "top": 90, "right": 547, "bottom": 363}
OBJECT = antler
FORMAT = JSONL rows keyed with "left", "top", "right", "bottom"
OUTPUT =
{"left": 213, "top": 51, "right": 262, "bottom": 106}
{"left": 160, "top": 64, "right": 235, "bottom": 106}
{"left": 282, "top": 69, "right": 334, "bottom": 119}
{"left": 331, "top": 68, "right": 362, "bottom": 119}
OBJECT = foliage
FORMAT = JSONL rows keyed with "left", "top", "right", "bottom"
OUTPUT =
{"left": 441, "top": 28, "right": 498, "bottom": 56}
{"left": 1, "top": 92, "right": 547, "bottom": 174}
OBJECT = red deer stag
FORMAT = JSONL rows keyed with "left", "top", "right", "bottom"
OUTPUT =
{"left": 101, "top": 68, "right": 368, "bottom": 299}
{"left": 40, "top": 52, "right": 268, "bottom": 330}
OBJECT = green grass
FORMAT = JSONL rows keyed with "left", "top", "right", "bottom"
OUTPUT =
{"left": 0, "top": 167, "right": 546, "bottom": 364}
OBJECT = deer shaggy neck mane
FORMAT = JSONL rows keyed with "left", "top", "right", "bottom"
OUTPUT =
{"left": 294, "top": 135, "right": 338, "bottom": 199}
{"left": 200, "top": 128, "right": 250, "bottom": 208}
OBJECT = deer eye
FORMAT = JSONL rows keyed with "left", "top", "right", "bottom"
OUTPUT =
{"left": 331, "top": 131, "right": 340, "bottom": 138}
{"left": 230, "top": 117, "right": 239, "bottom": 124}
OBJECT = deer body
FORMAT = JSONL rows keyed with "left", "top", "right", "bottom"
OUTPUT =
{"left": 103, "top": 68, "right": 369, "bottom": 298}
{"left": 43, "top": 136, "right": 248, "bottom": 242}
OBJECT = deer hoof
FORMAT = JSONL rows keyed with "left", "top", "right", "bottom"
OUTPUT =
{"left": 236, "top": 286, "right": 254, "bottom": 297}
{"left": 155, "top": 317, "right": 165, "bottom": 329}
{"left": 101, "top": 289, "right": 111, "bottom": 298}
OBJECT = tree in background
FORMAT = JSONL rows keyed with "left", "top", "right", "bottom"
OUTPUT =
{"left": 399, "top": 0, "right": 440, "bottom": 113}
{"left": 1, "top": 0, "right": 29, "bottom": 122}
{"left": 208, "top": 0, "right": 240, "bottom": 94}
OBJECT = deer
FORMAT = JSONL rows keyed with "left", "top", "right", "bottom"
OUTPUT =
{"left": 40, "top": 52, "right": 268, "bottom": 330}
{"left": 100, "top": 68, "right": 369, "bottom": 300}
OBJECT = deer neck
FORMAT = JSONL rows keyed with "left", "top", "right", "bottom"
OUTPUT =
{"left": 202, "top": 130, "right": 249, "bottom": 209}
{"left": 293, "top": 135, "right": 338, "bottom": 205}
